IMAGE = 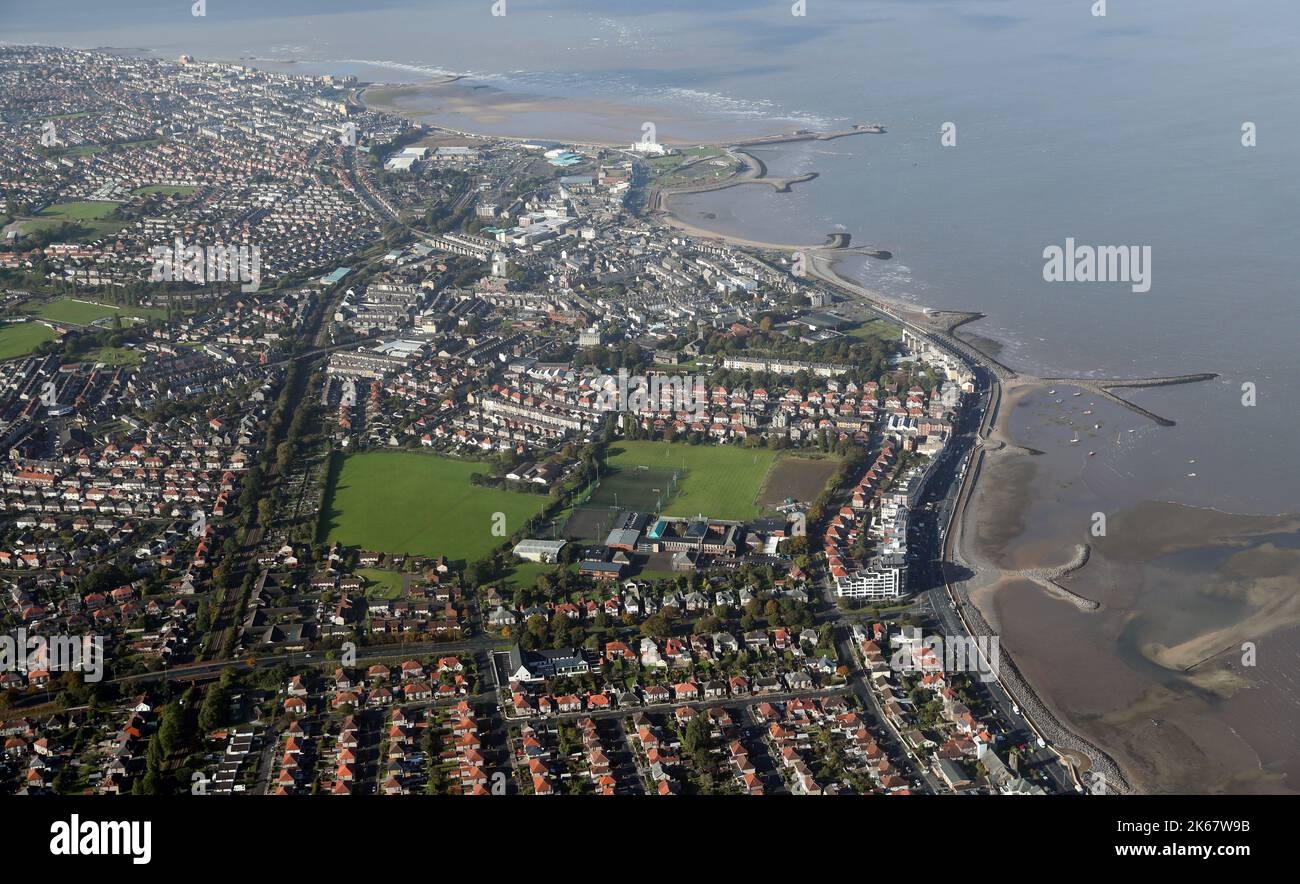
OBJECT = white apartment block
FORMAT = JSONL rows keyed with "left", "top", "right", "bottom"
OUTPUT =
{"left": 835, "top": 557, "right": 906, "bottom": 601}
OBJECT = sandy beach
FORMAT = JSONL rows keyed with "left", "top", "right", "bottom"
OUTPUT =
{"left": 653, "top": 211, "right": 823, "bottom": 253}
{"left": 962, "top": 385, "right": 1300, "bottom": 794}
{"left": 361, "top": 78, "right": 781, "bottom": 148}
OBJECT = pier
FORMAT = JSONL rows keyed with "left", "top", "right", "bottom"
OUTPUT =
{"left": 729, "top": 123, "right": 886, "bottom": 148}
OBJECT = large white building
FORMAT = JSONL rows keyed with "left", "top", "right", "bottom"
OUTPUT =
{"left": 384, "top": 154, "right": 418, "bottom": 172}
{"left": 835, "top": 555, "right": 906, "bottom": 600}
{"left": 512, "top": 539, "right": 567, "bottom": 564}
{"left": 629, "top": 140, "right": 667, "bottom": 156}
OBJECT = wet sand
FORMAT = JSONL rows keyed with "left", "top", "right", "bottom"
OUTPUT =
{"left": 964, "top": 387, "right": 1300, "bottom": 794}
{"left": 362, "top": 79, "right": 777, "bottom": 147}
{"left": 654, "top": 211, "right": 822, "bottom": 252}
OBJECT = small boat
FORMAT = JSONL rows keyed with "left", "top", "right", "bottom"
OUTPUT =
{"left": 1082, "top": 410, "right": 1092, "bottom": 415}
{"left": 1047, "top": 389, "right": 1056, "bottom": 395}
{"left": 1054, "top": 398, "right": 1063, "bottom": 404}
{"left": 1093, "top": 423, "right": 1101, "bottom": 429}
{"left": 1072, "top": 392, "right": 1082, "bottom": 397}
{"left": 1070, "top": 433, "right": 1080, "bottom": 444}
{"left": 1188, "top": 459, "right": 1196, "bottom": 464}
{"left": 1088, "top": 451, "right": 1096, "bottom": 457}
{"left": 1187, "top": 472, "right": 1197, "bottom": 477}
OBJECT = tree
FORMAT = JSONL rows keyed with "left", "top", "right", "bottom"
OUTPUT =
{"left": 681, "top": 715, "right": 711, "bottom": 756}
{"left": 779, "top": 535, "right": 808, "bottom": 556}
{"left": 639, "top": 613, "right": 672, "bottom": 639}
{"left": 464, "top": 562, "right": 488, "bottom": 586}
{"left": 275, "top": 440, "right": 295, "bottom": 473}
{"left": 54, "top": 761, "right": 77, "bottom": 794}
{"left": 524, "top": 614, "right": 548, "bottom": 646}
{"left": 198, "top": 682, "right": 227, "bottom": 733}
{"left": 157, "top": 703, "right": 185, "bottom": 757}
{"left": 78, "top": 563, "right": 131, "bottom": 596}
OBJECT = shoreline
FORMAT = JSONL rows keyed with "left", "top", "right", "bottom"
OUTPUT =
{"left": 653, "top": 212, "right": 828, "bottom": 253}
{"left": 655, "top": 209, "right": 1138, "bottom": 789}
{"left": 795, "top": 253, "right": 1136, "bottom": 791}
{"left": 359, "top": 76, "right": 822, "bottom": 151}
{"left": 353, "top": 65, "right": 1274, "bottom": 794}
{"left": 630, "top": 198, "right": 1144, "bottom": 789}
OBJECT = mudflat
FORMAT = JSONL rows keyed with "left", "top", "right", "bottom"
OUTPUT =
{"left": 963, "top": 392, "right": 1300, "bottom": 794}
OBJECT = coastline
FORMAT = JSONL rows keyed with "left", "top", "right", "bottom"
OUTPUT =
{"left": 653, "top": 212, "right": 1134, "bottom": 788}
{"left": 355, "top": 75, "right": 1296, "bottom": 794}
{"left": 358, "top": 76, "right": 805, "bottom": 149}
{"left": 610, "top": 163, "right": 1141, "bottom": 788}
{"left": 652, "top": 212, "right": 827, "bottom": 253}
{"left": 796, "top": 254, "right": 1137, "bottom": 791}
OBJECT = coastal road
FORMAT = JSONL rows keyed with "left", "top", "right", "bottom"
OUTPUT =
{"left": 909, "top": 366, "right": 1077, "bottom": 794}
{"left": 798, "top": 245, "right": 1082, "bottom": 793}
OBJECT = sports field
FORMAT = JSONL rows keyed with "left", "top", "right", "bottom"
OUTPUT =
{"left": 847, "top": 317, "right": 903, "bottom": 344}
{"left": 133, "top": 185, "right": 199, "bottom": 196}
{"left": 19, "top": 201, "right": 126, "bottom": 241}
{"left": 318, "top": 451, "right": 547, "bottom": 564}
{"left": 25, "top": 298, "right": 168, "bottom": 326}
{"left": 564, "top": 461, "right": 681, "bottom": 540}
{"left": 602, "top": 441, "right": 779, "bottom": 521}
{"left": 38, "top": 201, "right": 119, "bottom": 221}
{"left": 585, "top": 464, "right": 680, "bottom": 513}
{"left": 757, "top": 456, "right": 841, "bottom": 507}
{"left": 0, "top": 323, "right": 56, "bottom": 360}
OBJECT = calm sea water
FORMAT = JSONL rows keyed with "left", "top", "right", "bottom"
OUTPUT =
{"left": 5, "top": 0, "right": 1298, "bottom": 514}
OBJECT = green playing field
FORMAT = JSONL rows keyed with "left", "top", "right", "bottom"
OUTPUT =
{"left": 318, "top": 450, "right": 547, "bottom": 564}
{"left": 602, "top": 441, "right": 779, "bottom": 521}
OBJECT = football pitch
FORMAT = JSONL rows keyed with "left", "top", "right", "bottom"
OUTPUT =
{"left": 318, "top": 450, "right": 547, "bottom": 564}
{"left": 584, "top": 464, "right": 681, "bottom": 513}
{"left": 600, "top": 441, "right": 780, "bottom": 521}
{"left": 0, "top": 323, "right": 56, "bottom": 360}
{"left": 24, "top": 298, "right": 169, "bottom": 326}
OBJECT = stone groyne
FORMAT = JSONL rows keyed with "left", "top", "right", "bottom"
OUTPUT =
{"left": 950, "top": 571, "right": 1132, "bottom": 793}
{"left": 1016, "top": 544, "right": 1100, "bottom": 611}
{"left": 1037, "top": 373, "right": 1220, "bottom": 427}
